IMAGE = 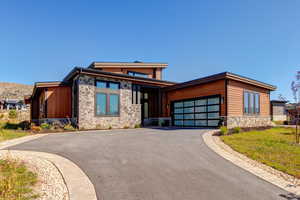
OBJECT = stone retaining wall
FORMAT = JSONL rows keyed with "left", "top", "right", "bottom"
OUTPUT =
{"left": 77, "top": 75, "right": 141, "bottom": 129}
{"left": 225, "top": 116, "right": 273, "bottom": 128}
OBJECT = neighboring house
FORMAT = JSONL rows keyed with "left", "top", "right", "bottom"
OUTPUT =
{"left": 0, "top": 99, "right": 27, "bottom": 110}
{"left": 25, "top": 61, "right": 276, "bottom": 129}
{"left": 286, "top": 103, "right": 300, "bottom": 124}
{"left": 270, "top": 100, "right": 288, "bottom": 121}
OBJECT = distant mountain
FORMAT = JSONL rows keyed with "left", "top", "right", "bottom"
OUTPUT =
{"left": 0, "top": 82, "right": 33, "bottom": 101}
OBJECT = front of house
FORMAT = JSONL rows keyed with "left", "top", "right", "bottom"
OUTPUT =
{"left": 26, "top": 62, "right": 276, "bottom": 129}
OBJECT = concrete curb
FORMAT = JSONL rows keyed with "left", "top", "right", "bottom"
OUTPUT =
{"left": 0, "top": 134, "right": 98, "bottom": 200}
{"left": 202, "top": 130, "right": 300, "bottom": 196}
{"left": 0, "top": 134, "right": 47, "bottom": 149}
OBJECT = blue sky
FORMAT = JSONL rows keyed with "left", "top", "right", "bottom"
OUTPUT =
{"left": 0, "top": 0, "right": 299, "bottom": 101}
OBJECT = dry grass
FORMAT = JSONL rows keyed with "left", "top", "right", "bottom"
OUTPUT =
{"left": 221, "top": 127, "right": 300, "bottom": 178}
{"left": 0, "top": 157, "right": 39, "bottom": 200}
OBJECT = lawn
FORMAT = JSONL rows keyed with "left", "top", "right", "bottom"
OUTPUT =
{"left": 0, "top": 158, "right": 39, "bottom": 200}
{"left": 221, "top": 127, "right": 300, "bottom": 178}
{"left": 0, "top": 129, "right": 30, "bottom": 142}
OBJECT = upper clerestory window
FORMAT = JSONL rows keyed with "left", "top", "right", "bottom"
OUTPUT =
{"left": 96, "top": 81, "right": 120, "bottom": 90}
{"left": 127, "top": 71, "right": 148, "bottom": 78}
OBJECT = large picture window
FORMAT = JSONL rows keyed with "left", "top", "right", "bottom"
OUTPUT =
{"left": 244, "top": 91, "right": 260, "bottom": 114}
{"left": 95, "top": 80, "right": 120, "bottom": 116}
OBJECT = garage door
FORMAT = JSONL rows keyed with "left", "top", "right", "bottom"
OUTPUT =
{"left": 171, "top": 95, "right": 220, "bottom": 127}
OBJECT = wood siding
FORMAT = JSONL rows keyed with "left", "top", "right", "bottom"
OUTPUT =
{"left": 227, "top": 80, "right": 270, "bottom": 116}
{"left": 45, "top": 86, "right": 72, "bottom": 118}
{"left": 163, "top": 80, "right": 226, "bottom": 117}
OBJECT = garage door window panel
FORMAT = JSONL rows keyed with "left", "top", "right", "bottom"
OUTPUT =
{"left": 171, "top": 95, "right": 220, "bottom": 127}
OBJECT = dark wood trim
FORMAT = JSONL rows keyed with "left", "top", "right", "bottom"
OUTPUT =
{"left": 225, "top": 79, "right": 228, "bottom": 117}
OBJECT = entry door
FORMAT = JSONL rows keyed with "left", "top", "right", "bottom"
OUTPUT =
{"left": 171, "top": 95, "right": 220, "bottom": 127}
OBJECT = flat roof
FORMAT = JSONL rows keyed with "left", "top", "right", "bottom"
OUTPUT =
{"left": 164, "top": 72, "right": 276, "bottom": 91}
{"left": 64, "top": 67, "right": 176, "bottom": 86}
{"left": 89, "top": 61, "right": 168, "bottom": 68}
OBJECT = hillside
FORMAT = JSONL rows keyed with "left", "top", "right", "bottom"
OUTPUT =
{"left": 0, "top": 82, "right": 33, "bottom": 100}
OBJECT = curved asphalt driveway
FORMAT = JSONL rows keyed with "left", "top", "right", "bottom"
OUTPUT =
{"left": 7, "top": 128, "right": 296, "bottom": 200}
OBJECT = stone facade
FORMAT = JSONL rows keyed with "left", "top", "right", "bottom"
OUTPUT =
{"left": 225, "top": 116, "right": 274, "bottom": 129}
{"left": 76, "top": 75, "right": 141, "bottom": 129}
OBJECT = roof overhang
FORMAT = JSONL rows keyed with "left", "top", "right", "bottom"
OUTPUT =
{"left": 31, "top": 81, "right": 70, "bottom": 99}
{"left": 164, "top": 72, "right": 276, "bottom": 91}
{"left": 64, "top": 67, "right": 176, "bottom": 87}
{"left": 89, "top": 62, "right": 168, "bottom": 69}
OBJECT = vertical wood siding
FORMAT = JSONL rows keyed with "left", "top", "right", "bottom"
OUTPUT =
{"left": 227, "top": 80, "right": 270, "bottom": 116}
{"left": 45, "top": 86, "right": 72, "bottom": 118}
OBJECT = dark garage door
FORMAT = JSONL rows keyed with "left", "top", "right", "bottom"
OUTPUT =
{"left": 171, "top": 95, "right": 221, "bottom": 127}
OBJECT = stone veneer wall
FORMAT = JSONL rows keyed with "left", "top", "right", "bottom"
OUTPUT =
{"left": 225, "top": 116, "right": 274, "bottom": 129}
{"left": 77, "top": 75, "right": 141, "bottom": 129}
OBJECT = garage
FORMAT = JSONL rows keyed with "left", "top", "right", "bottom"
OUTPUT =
{"left": 171, "top": 95, "right": 221, "bottom": 127}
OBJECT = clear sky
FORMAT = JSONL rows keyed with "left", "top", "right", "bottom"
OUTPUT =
{"left": 0, "top": 0, "right": 299, "bottom": 101}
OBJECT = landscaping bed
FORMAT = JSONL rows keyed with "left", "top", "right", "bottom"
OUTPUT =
{"left": 0, "top": 156, "right": 39, "bottom": 200}
{"left": 220, "top": 127, "right": 300, "bottom": 178}
{"left": 0, "top": 151, "right": 69, "bottom": 200}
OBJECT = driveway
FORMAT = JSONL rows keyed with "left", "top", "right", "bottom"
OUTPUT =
{"left": 7, "top": 128, "right": 294, "bottom": 200}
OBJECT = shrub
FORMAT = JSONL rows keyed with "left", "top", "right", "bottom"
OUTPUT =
{"left": 232, "top": 127, "right": 241, "bottom": 133}
{"left": 108, "top": 126, "right": 112, "bottom": 130}
{"left": 0, "top": 113, "right": 4, "bottom": 119}
{"left": 3, "top": 122, "right": 19, "bottom": 130}
{"left": 40, "top": 123, "right": 51, "bottom": 130}
{"left": 123, "top": 125, "right": 129, "bottom": 129}
{"left": 52, "top": 120, "right": 64, "bottom": 129}
{"left": 96, "top": 124, "right": 102, "bottom": 129}
{"left": 19, "top": 121, "right": 31, "bottom": 130}
{"left": 220, "top": 126, "right": 228, "bottom": 135}
{"left": 63, "top": 123, "right": 76, "bottom": 131}
{"left": 134, "top": 124, "right": 141, "bottom": 128}
{"left": 31, "top": 125, "right": 42, "bottom": 132}
{"left": 8, "top": 110, "right": 17, "bottom": 119}
{"left": 273, "top": 121, "right": 284, "bottom": 125}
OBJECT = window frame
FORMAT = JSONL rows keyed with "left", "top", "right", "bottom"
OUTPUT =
{"left": 132, "top": 84, "right": 141, "bottom": 104}
{"left": 243, "top": 90, "right": 260, "bottom": 115}
{"left": 95, "top": 79, "right": 120, "bottom": 117}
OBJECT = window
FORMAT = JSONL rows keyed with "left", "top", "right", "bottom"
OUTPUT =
{"left": 132, "top": 84, "right": 141, "bottom": 104}
{"left": 96, "top": 93, "right": 107, "bottom": 115}
{"left": 128, "top": 71, "right": 148, "bottom": 78}
{"left": 244, "top": 91, "right": 260, "bottom": 114}
{"left": 96, "top": 81, "right": 120, "bottom": 90}
{"left": 95, "top": 80, "right": 120, "bottom": 116}
{"left": 109, "top": 94, "right": 119, "bottom": 115}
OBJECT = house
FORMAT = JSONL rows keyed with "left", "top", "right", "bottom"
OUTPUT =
{"left": 25, "top": 61, "right": 276, "bottom": 129}
{"left": 0, "top": 99, "right": 27, "bottom": 110}
{"left": 286, "top": 103, "right": 300, "bottom": 124}
{"left": 270, "top": 100, "right": 288, "bottom": 121}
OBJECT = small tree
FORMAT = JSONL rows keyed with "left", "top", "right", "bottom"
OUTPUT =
{"left": 8, "top": 110, "right": 17, "bottom": 119}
